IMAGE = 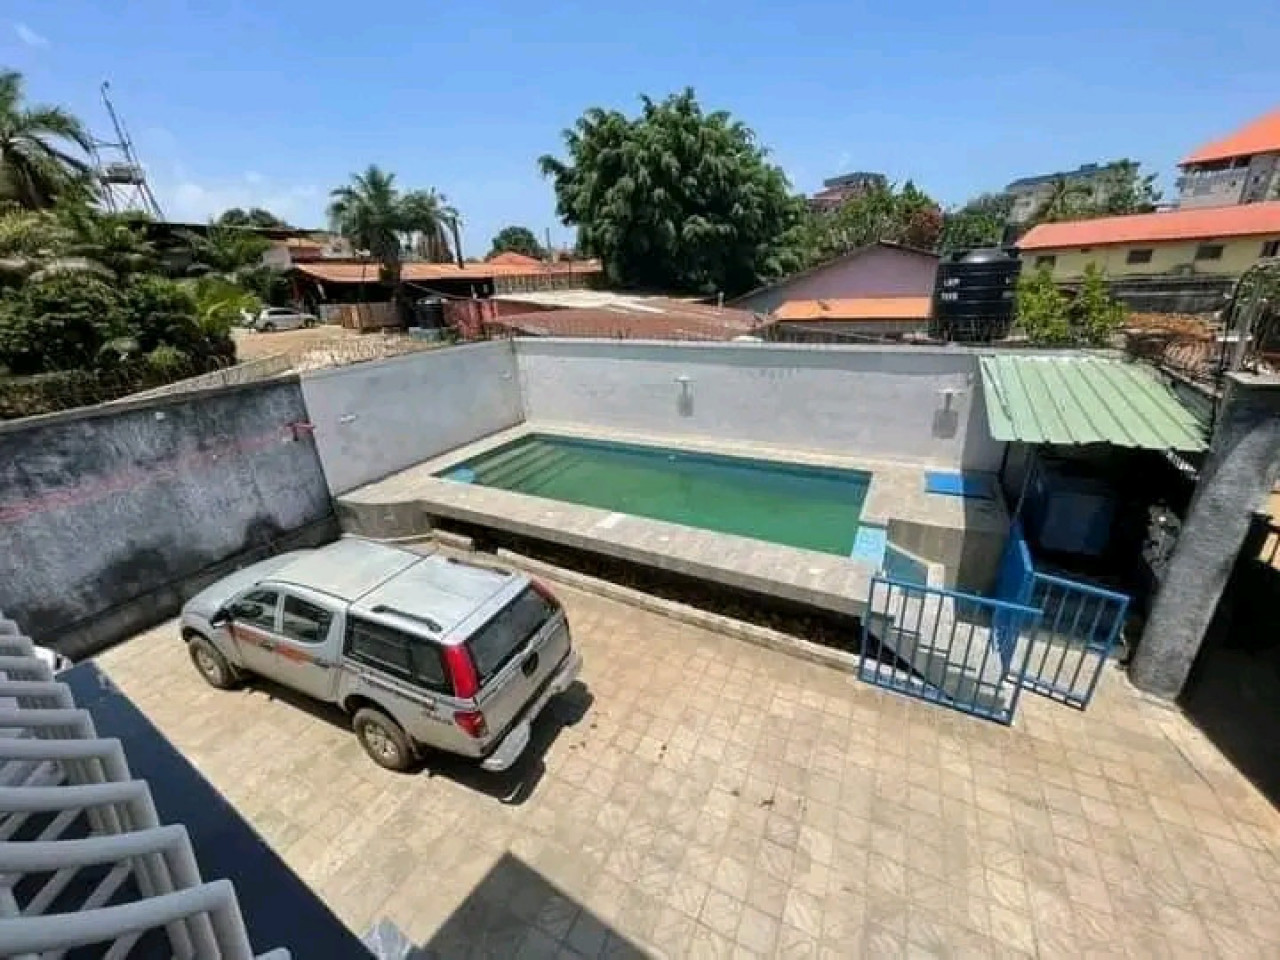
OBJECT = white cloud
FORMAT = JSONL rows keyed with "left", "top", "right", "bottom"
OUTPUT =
{"left": 14, "top": 23, "right": 49, "bottom": 48}
{"left": 153, "top": 173, "right": 323, "bottom": 226}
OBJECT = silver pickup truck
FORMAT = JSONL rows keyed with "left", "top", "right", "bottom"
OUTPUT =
{"left": 179, "top": 538, "right": 582, "bottom": 772}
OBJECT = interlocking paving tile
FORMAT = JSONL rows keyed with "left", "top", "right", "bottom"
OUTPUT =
{"left": 99, "top": 582, "right": 1280, "bottom": 959}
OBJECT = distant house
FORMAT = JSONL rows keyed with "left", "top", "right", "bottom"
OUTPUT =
{"left": 1017, "top": 201, "right": 1280, "bottom": 282}
{"left": 1178, "top": 107, "right": 1280, "bottom": 209}
{"left": 1003, "top": 163, "right": 1124, "bottom": 226}
{"left": 763, "top": 297, "right": 934, "bottom": 341}
{"left": 808, "top": 172, "right": 888, "bottom": 212}
{"left": 490, "top": 292, "right": 764, "bottom": 341}
{"left": 730, "top": 242, "right": 939, "bottom": 321}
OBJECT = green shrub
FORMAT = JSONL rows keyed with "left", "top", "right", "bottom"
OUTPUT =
{"left": 0, "top": 273, "right": 127, "bottom": 374}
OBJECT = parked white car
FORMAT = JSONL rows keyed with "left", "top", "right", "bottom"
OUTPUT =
{"left": 253, "top": 306, "right": 317, "bottom": 332}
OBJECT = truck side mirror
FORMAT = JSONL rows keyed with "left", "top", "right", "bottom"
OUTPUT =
{"left": 209, "top": 607, "right": 231, "bottom": 629}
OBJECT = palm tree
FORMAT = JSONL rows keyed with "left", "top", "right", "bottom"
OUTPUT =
{"left": 402, "top": 188, "right": 460, "bottom": 263}
{"left": 328, "top": 165, "right": 465, "bottom": 307}
{"left": 1032, "top": 177, "right": 1090, "bottom": 224}
{"left": 327, "top": 165, "right": 408, "bottom": 285}
{"left": 0, "top": 70, "right": 95, "bottom": 209}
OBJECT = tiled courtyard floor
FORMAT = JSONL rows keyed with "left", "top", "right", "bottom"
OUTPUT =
{"left": 98, "top": 585, "right": 1280, "bottom": 958}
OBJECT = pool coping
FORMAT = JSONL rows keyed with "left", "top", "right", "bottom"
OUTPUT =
{"left": 339, "top": 423, "right": 993, "bottom": 618}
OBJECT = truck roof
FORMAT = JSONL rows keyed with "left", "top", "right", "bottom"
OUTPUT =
{"left": 272, "top": 537, "right": 518, "bottom": 637}
{"left": 272, "top": 538, "right": 421, "bottom": 601}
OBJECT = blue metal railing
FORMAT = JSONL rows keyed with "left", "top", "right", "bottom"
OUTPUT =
{"left": 1019, "top": 572, "right": 1129, "bottom": 708}
{"left": 861, "top": 576, "right": 1042, "bottom": 725}
{"left": 992, "top": 521, "right": 1131, "bottom": 709}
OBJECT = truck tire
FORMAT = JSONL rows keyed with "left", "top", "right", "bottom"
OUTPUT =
{"left": 353, "top": 707, "right": 415, "bottom": 772}
{"left": 188, "top": 636, "right": 237, "bottom": 689}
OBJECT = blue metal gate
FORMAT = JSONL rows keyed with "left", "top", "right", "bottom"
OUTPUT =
{"left": 994, "top": 522, "right": 1131, "bottom": 709}
{"left": 860, "top": 576, "right": 1042, "bottom": 725}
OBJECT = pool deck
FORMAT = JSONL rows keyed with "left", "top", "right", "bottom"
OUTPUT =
{"left": 338, "top": 423, "right": 1008, "bottom": 619}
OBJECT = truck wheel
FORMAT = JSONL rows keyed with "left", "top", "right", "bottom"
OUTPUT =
{"left": 188, "top": 636, "right": 237, "bottom": 689}
{"left": 353, "top": 708, "right": 415, "bottom": 772}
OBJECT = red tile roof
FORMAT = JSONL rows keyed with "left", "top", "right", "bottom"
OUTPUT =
{"left": 489, "top": 299, "right": 763, "bottom": 341}
{"left": 1182, "top": 107, "right": 1280, "bottom": 165}
{"left": 774, "top": 297, "right": 932, "bottom": 322}
{"left": 1017, "top": 201, "right": 1280, "bottom": 251}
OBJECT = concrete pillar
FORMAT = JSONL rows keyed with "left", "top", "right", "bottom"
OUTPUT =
{"left": 1131, "top": 373, "right": 1280, "bottom": 699}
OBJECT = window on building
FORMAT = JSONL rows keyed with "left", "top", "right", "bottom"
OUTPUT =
{"left": 1195, "top": 244, "right": 1225, "bottom": 261}
{"left": 1126, "top": 249, "right": 1154, "bottom": 265}
{"left": 1262, "top": 240, "right": 1280, "bottom": 258}
{"left": 1034, "top": 255, "right": 1056, "bottom": 269}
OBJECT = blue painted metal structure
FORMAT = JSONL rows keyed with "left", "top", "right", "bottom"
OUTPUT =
{"left": 860, "top": 576, "right": 1041, "bottom": 725}
{"left": 993, "top": 522, "right": 1130, "bottom": 708}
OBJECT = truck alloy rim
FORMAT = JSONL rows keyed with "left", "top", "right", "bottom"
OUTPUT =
{"left": 364, "top": 722, "right": 396, "bottom": 761}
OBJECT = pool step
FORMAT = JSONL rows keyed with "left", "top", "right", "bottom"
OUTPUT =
{"left": 478, "top": 444, "right": 568, "bottom": 489}
{"left": 493, "top": 448, "right": 575, "bottom": 491}
{"left": 467, "top": 442, "right": 544, "bottom": 483}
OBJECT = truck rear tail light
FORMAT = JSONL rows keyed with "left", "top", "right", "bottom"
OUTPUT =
{"left": 530, "top": 578, "right": 560, "bottom": 607}
{"left": 443, "top": 645, "right": 479, "bottom": 698}
{"left": 453, "top": 710, "right": 488, "bottom": 739}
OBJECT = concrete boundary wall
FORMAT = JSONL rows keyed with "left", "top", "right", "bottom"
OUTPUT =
{"left": 514, "top": 339, "right": 1005, "bottom": 470}
{"left": 300, "top": 339, "right": 523, "bottom": 495}
{"left": 0, "top": 378, "right": 336, "bottom": 658}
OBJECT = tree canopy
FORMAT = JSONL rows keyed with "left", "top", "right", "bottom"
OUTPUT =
{"left": 0, "top": 70, "right": 95, "bottom": 210}
{"left": 540, "top": 89, "right": 802, "bottom": 295}
{"left": 788, "top": 180, "right": 944, "bottom": 267}
{"left": 939, "top": 193, "right": 1012, "bottom": 252}
{"left": 216, "top": 207, "right": 289, "bottom": 229}
{"left": 1031, "top": 160, "right": 1161, "bottom": 224}
{"left": 490, "top": 225, "right": 543, "bottom": 259}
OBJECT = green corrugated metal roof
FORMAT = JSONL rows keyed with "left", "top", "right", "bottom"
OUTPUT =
{"left": 979, "top": 355, "right": 1208, "bottom": 451}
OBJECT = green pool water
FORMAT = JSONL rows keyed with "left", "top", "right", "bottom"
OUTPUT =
{"left": 441, "top": 435, "right": 872, "bottom": 556}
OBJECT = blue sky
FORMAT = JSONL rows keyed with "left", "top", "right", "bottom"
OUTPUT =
{"left": 5, "top": 1, "right": 1279, "bottom": 253}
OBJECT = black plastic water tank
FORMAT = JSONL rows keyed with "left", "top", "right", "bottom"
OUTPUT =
{"left": 931, "top": 247, "right": 1021, "bottom": 342}
{"left": 415, "top": 296, "right": 446, "bottom": 329}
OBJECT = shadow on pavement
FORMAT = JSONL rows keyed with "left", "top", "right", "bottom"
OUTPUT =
{"left": 243, "top": 674, "right": 593, "bottom": 805}
{"left": 64, "top": 661, "right": 366, "bottom": 959}
{"left": 367, "top": 852, "right": 647, "bottom": 959}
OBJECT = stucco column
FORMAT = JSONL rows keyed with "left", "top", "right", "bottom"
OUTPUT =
{"left": 1131, "top": 373, "right": 1280, "bottom": 699}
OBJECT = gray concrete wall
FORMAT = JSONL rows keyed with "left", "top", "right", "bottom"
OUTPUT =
{"left": 300, "top": 339, "right": 523, "bottom": 495}
{"left": 0, "top": 380, "right": 336, "bottom": 658}
{"left": 1131, "top": 373, "right": 1280, "bottom": 699}
{"left": 514, "top": 339, "right": 1005, "bottom": 470}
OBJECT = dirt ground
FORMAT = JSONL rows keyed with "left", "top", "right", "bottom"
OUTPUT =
{"left": 231, "top": 325, "right": 366, "bottom": 362}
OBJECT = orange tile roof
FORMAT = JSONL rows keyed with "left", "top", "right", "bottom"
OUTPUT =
{"left": 773, "top": 297, "right": 932, "bottom": 322}
{"left": 293, "top": 261, "right": 498, "bottom": 283}
{"left": 487, "top": 251, "right": 543, "bottom": 267}
{"left": 293, "top": 258, "right": 604, "bottom": 283}
{"left": 1182, "top": 107, "right": 1280, "bottom": 165}
{"left": 1017, "top": 201, "right": 1280, "bottom": 251}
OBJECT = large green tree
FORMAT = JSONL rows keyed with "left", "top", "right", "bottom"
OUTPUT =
{"left": 939, "top": 192, "right": 1012, "bottom": 252}
{"left": 540, "top": 89, "right": 802, "bottom": 294}
{"left": 786, "top": 180, "right": 944, "bottom": 267}
{"left": 216, "top": 207, "right": 289, "bottom": 229}
{"left": 0, "top": 71, "right": 95, "bottom": 210}
{"left": 490, "top": 225, "right": 543, "bottom": 259}
{"left": 1031, "top": 160, "right": 1161, "bottom": 225}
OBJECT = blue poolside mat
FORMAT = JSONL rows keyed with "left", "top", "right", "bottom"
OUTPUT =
{"left": 924, "top": 471, "right": 995, "bottom": 499}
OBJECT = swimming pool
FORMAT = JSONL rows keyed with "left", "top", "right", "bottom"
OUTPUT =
{"left": 440, "top": 435, "right": 872, "bottom": 556}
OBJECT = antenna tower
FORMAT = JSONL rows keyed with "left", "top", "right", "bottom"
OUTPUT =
{"left": 90, "top": 81, "right": 164, "bottom": 219}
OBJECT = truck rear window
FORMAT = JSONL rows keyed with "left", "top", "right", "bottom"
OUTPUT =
{"left": 467, "top": 587, "right": 557, "bottom": 685}
{"left": 345, "top": 617, "right": 448, "bottom": 693}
